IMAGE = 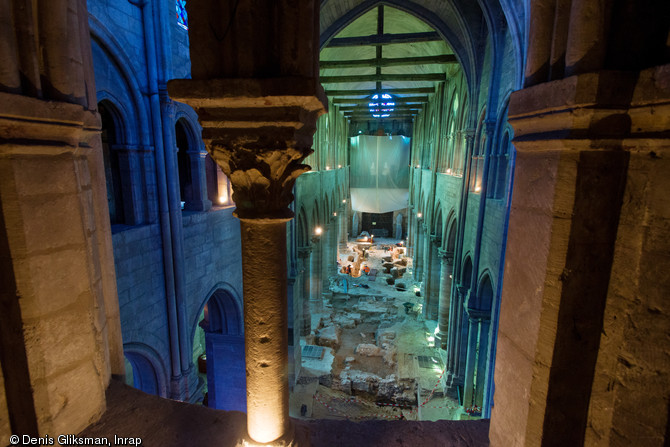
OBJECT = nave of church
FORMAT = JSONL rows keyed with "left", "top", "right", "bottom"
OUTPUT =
{"left": 1, "top": 0, "right": 669, "bottom": 446}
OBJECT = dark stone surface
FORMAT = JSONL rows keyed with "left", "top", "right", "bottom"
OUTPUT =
{"left": 81, "top": 381, "right": 490, "bottom": 446}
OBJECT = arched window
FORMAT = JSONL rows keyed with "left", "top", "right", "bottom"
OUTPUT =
{"left": 99, "top": 101, "right": 125, "bottom": 225}
{"left": 462, "top": 256, "right": 473, "bottom": 289}
{"left": 175, "top": 119, "right": 192, "bottom": 208}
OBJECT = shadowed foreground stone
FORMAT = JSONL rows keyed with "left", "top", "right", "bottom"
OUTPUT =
{"left": 80, "top": 381, "right": 490, "bottom": 446}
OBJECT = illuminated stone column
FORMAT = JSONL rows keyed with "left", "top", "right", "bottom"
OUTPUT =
{"left": 436, "top": 250, "right": 454, "bottom": 348}
{"left": 169, "top": 81, "right": 325, "bottom": 445}
{"left": 170, "top": 0, "right": 325, "bottom": 441}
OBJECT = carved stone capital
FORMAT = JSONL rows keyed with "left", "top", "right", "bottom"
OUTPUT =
{"left": 297, "top": 246, "right": 312, "bottom": 258}
{"left": 168, "top": 77, "right": 327, "bottom": 219}
{"left": 438, "top": 249, "right": 455, "bottom": 264}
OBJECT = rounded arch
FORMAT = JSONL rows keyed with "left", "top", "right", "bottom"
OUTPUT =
{"left": 174, "top": 111, "right": 201, "bottom": 153}
{"left": 97, "top": 97, "right": 127, "bottom": 143}
{"left": 89, "top": 18, "right": 149, "bottom": 145}
{"left": 124, "top": 343, "right": 168, "bottom": 398}
{"left": 191, "top": 283, "right": 244, "bottom": 346}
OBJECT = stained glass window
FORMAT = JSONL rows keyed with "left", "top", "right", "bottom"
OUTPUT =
{"left": 369, "top": 93, "right": 395, "bottom": 118}
{"left": 176, "top": 0, "right": 188, "bottom": 30}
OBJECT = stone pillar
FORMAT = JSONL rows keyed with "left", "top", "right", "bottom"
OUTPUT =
{"left": 436, "top": 250, "right": 454, "bottom": 348}
{"left": 422, "top": 234, "right": 434, "bottom": 316}
{"left": 395, "top": 213, "right": 403, "bottom": 239}
{"left": 297, "top": 247, "right": 312, "bottom": 337}
{"left": 239, "top": 218, "right": 291, "bottom": 441}
{"left": 311, "top": 238, "right": 323, "bottom": 313}
{"left": 445, "top": 286, "right": 463, "bottom": 379}
{"left": 491, "top": 67, "right": 670, "bottom": 446}
{"left": 169, "top": 0, "right": 327, "bottom": 433}
{"left": 474, "top": 317, "right": 491, "bottom": 408}
{"left": 330, "top": 218, "right": 339, "bottom": 275}
{"left": 204, "top": 329, "right": 245, "bottom": 411}
{"left": 427, "top": 237, "right": 441, "bottom": 320}
{"left": 339, "top": 204, "right": 349, "bottom": 247}
{"left": 447, "top": 286, "right": 469, "bottom": 385}
{"left": 185, "top": 151, "right": 212, "bottom": 211}
{"left": 414, "top": 221, "right": 424, "bottom": 280}
{"left": 406, "top": 206, "right": 413, "bottom": 256}
{"left": 0, "top": 0, "right": 123, "bottom": 437}
{"left": 462, "top": 315, "right": 480, "bottom": 409}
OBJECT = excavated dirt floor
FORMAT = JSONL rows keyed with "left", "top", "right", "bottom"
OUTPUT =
{"left": 291, "top": 237, "right": 465, "bottom": 422}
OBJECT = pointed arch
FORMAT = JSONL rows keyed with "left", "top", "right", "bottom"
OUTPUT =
{"left": 461, "top": 254, "right": 473, "bottom": 287}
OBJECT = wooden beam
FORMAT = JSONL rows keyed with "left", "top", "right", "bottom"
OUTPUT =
{"left": 342, "top": 106, "right": 422, "bottom": 113}
{"left": 327, "top": 31, "right": 442, "bottom": 47}
{"left": 333, "top": 96, "right": 429, "bottom": 105}
{"left": 325, "top": 87, "right": 435, "bottom": 96}
{"left": 320, "top": 55, "right": 457, "bottom": 69}
{"left": 346, "top": 115, "right": 416, "bottom": 121}
{"left": 321, "top": 73, "right": 445, "bottom": 84}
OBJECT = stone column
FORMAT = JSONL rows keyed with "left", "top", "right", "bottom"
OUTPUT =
{"left": 436, "top": 250, "right": 454, "bottom": 348}
{"left": 462, "top": 315, "right": 480, "bottom": 409}
{"left": 339, "top": 204, "right": 349, "bottom": 247}
{"left": 297, "top": 247, "right": 312, "bottom": 337}
{"left": 413, "top": 220, "right": 424, "bottom": 280}
{"left": 169, "top": 0, "right": 327, "bottom": 439}
{"left": 330, "top": 217, "right": 339, "bottom": 276}
{"left": 422, "top": 234, "right": 433, "bottom": 315}
{"left": 474, "top": 317, "right": 491, "bottom": 408}
{"left": 491, "top": 65, "right": 670, "bottom": 445}
{"left": 185, "top": 151, "right": 212, "bottom": 211}
{"left": 427, "top": 236, "right": 442, "bottom": 320}
{"left": 447, "top": 286, "right": 469, "bottom": 385}
{"left": 170, "top": 71, "right": 326, "bottom": 447}
{"left": 446, "top": 286, "right": 464, "bottom": 379}
{"left": 312, "top": 237, "right": 324, "bottom": 313}
{"left": 0, "top": 0, "right": 123, "bottom": 436}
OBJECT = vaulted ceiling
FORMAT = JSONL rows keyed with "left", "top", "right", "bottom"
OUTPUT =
{"left": 319, "top": 5, "right": 457, "bottom": 123}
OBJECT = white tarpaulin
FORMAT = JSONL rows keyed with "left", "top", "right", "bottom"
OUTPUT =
{"left": 350, "top": 135, "right": 410, "bottom": 213}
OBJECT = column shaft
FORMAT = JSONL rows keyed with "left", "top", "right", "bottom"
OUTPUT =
{"left": 475, "top": 319, "right": 491, "bottom": 408}
{"left": 239, "top": 219, "right": 290, "bottom": 443}
{"left": 436, "top": 256, "right": 454, "bottom": 347}
{"left": 414, "top": 224, "right": 424, "bottom": 280}
{"left": 298, "top": 249, "right": 312, "bottom": 337}
{"left": 462, "top": 317, "right": 479, "bottom": 408}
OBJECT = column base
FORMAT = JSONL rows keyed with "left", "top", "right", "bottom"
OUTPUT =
{"left": 236, "top": 422, "right": 310, "bottom": 447}
{"left": 167, "top": 366, "right": 203, "bottom": 403}
{"left": 435, "top": 329, "right": 448, "bottom": 349}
